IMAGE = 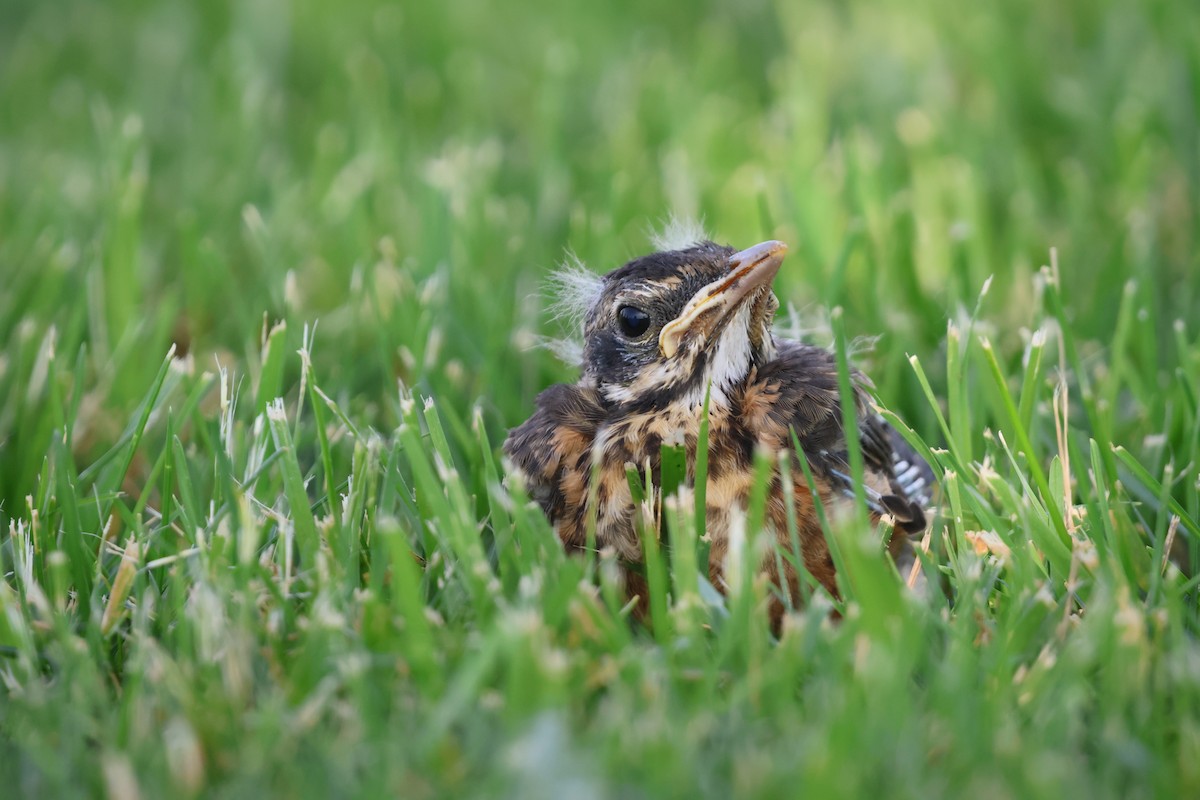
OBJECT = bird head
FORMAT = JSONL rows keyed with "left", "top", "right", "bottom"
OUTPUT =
{"left": 578, "top": 240, "right": 788, "bottom": 409}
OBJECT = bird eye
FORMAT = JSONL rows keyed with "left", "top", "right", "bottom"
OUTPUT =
{"left": 616, "top": 305, "right": 651, "bottom": 338}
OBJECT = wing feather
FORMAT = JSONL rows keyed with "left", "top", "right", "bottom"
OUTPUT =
{"left": 756, "top": 340, "right": 933, "bottom": 534}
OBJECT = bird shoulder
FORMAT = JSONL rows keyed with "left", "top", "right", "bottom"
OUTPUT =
{"left": 503, "top": 383, "right": 606, "bottom": 519}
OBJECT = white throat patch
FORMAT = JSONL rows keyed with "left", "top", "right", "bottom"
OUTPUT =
{"left": 704, "top": 304, "right": 754, "bottom": 405}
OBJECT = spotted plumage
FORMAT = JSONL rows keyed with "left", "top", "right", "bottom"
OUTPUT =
{"left": 505, "top": 238, "right": 933, "bottom": 625}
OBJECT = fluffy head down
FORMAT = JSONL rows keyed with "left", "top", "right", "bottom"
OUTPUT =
{"left": 649, "top": 216, "right": 709, "bottom": 252}
{"left": 545, "top": 219, "right": 710, "bottom": 357}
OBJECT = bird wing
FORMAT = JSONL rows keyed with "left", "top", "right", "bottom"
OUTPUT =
{"left": 855, "top": 410, "right": 933, "bottom": 534}
{"left": 755, "top": 340, "right": 933, "bottom": 534}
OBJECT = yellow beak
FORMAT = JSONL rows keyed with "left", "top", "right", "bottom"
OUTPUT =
{"left": 659, "top": 240, "right": 788, "bottom": 358}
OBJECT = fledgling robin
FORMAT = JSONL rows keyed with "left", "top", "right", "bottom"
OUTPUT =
{"left": 504, "top": 237, "right": 933, "bottom": 625}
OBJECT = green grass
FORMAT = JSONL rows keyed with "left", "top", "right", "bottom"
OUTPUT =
{"left": 2, "top": 0, "right": 1199, "bottom": 796}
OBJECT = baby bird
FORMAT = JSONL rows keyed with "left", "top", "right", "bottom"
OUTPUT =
{"left": 505, "top": 238, "right": 932, "bottom": 624}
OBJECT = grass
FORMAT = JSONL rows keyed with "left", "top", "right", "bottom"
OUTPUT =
{"left": 1, "top": 0, "right": 1199, "bottom": 796}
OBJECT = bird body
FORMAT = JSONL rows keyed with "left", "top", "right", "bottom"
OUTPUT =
{"left": 505, "top": 239, "right": 932, "bottom": 623}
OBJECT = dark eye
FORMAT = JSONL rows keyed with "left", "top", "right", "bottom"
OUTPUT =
{"left": 616, "top": 305, "right": 651, "bottom": 338}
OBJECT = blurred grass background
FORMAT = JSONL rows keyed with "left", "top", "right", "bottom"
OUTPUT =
{"left": 1, "top": 0, "right": 1199, "bottom": 796}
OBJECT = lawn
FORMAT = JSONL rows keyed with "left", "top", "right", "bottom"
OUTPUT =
{"left": 1, "top": 0, "right": 1199, "bottom": 796}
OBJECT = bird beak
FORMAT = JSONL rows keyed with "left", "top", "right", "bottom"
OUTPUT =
{"left": 659, "top": 240, "right": 788, "bottom": 358}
